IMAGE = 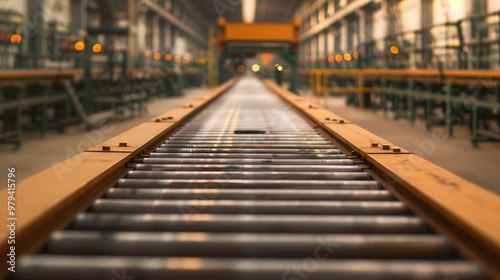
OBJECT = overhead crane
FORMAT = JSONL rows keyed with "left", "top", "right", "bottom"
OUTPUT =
{"left": 1, "top": 74, "right": 499, "bottom": 280}
{"left": 217, "top": 18, "right": 301, "bottom": 93}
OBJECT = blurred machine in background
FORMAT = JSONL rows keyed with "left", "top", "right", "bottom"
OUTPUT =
{"left": 0, "top": 0, "right": 208, "bottom": 149}
{"left": 294, "top": 0, "right": 500, "bottom": 147}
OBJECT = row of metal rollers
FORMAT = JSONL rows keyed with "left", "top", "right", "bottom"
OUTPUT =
{"left": 16, "top": 77, "right": 484, "bottom": 279}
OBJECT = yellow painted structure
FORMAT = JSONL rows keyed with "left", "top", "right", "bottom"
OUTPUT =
{"left": 217, "top": 17, "right": 301, "bottom": 52}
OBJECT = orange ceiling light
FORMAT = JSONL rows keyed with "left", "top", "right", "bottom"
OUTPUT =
{"left": 343, "top": 53, "right": 352, "bottom": 61}
{"left": 335, "top": 54, "right": 343, "bottom": 63}
{"left": 154, "top": 52, "right": 162, "bottom": 60}
{"left": 352, "top": 51, "right": 359, "bottom": 59}
{"left": 74, "top": 41, "right": 85, "bottom": 51}
{"left": 237, "top": 65, "right": 245, "bottom": 72}
{"left": 390, "top": 45, "right": 399, "bottom": 55}
{"left": 165, "top": 54, "right": 172, "bottom": 61}
{"left": 174, "top": 55, "right": 181, "bottom": 63}
{"left": 10, "top": 34, "right": 22, "bottom": 44}
{"left": 328, "top": 55, "right": 334, "bottom": 63}
{"left": 92, "top": 44, "right": 102, "bottom": 53}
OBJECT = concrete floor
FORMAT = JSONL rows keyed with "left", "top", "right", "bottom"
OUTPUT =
{"left": 2, "top": 85, "right": 499, "bottom": 195}
{"left": 301, "top": 92, "right": 500, "bottom": 195}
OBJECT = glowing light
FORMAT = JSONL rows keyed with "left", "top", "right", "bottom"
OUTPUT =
{"left": 274, "top": 64, "right": 280, "bottom": 67}
{"left": 165, "top": 54, "right": 172, "bottom": 61}
{"left": 251, "top": 64, "right": 260, "bottom": 72}
{"left": 335, "top": 54, "right": 343, "bottom": 63}
{"left": 145, "top": 50, "right": 152, "bottom": 58}
{"left": 10, "top": 34, "right": 22, "bottom": 44}
{"left": 174, "top": 55, "right": 181, "bottom": 63}
{"left": 154, "top": 52, "right": 161, "bottom": 60}
{"left": 183, "top": 57, "right": 190, "bottom": 64}
{"left": 390, "top": 45, "right": 399, "bottom": 55}
{"left": 352, "top": 51, "right": 359, "bottom": 59}
{"left": 92, "top": 44, "right": 102, "bottom": 53}
{"left": 277, "top": 65, "right": 283, "bottom": 72}
{"left": 237, "top": 65, "right": 245, "bottom": 72}
{"left": 242, "top": 0, "right": 256, "bottom": 23}
{"left": 328, "top": 55, "right": 334, "bottom": 63}
{"left": 198, "top": 58, "right": 206, "bottom": 66}
{"left": 74, "top": 41, "right": 85, "bottom": 51}
{"left": 343, "top": 53, "right": 352, "bottom": 61}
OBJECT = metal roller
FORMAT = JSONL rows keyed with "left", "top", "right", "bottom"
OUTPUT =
{"left": 155, "top": 147, "right": 342, "bottom": 154}
{"left": 176, "top": 132, "right": 318, "bottom": 135}
{"left": 72, "top": 214, "right": 429, "bottom": 233}
{"left": 91, "top": 199, "right": 409, "bottom": 215}
{"left": 17, "top": 257, "right": 485, "bottom": 280}
{"left": 116, "top": 179, "right": 381, "bottom": 189}
{"left": 125, "top": 170, "right": 372, "bottom": 180}
{"left": 168, "top": 136, "right": 328, "bottom": 140}
{"left": 157, "top": 144, "right": 336, "bottom": 149}
{"left": 170, "top": 133, "right": 323, "bottom": 137}
{"left": 150, "top": 152, "right": 347, "bottom": 158}
{"left": 105, "top": 188, "right": 393, "bottom": 200}
{"left": 46, "top": 232, "right": 453, "bottom": 259}
{"left": 163, "top": 140, "right": 331, "bottom": 144}
{"left": 178, "top": 128, "right": 316, "bottom": 132}
{"left": 133, "top": 164, "right": 362, "bottom": 172}
{"left": 142, "top": 158, "right": 353, "bottom": 165}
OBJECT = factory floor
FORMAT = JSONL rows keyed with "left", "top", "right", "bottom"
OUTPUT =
{"left": 2, "top": 84, "right": 499, "bottom": 195}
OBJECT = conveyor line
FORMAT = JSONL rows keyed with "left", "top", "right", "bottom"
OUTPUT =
{"left": 16, "top": 77, "right": 486, "bottom": 279}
